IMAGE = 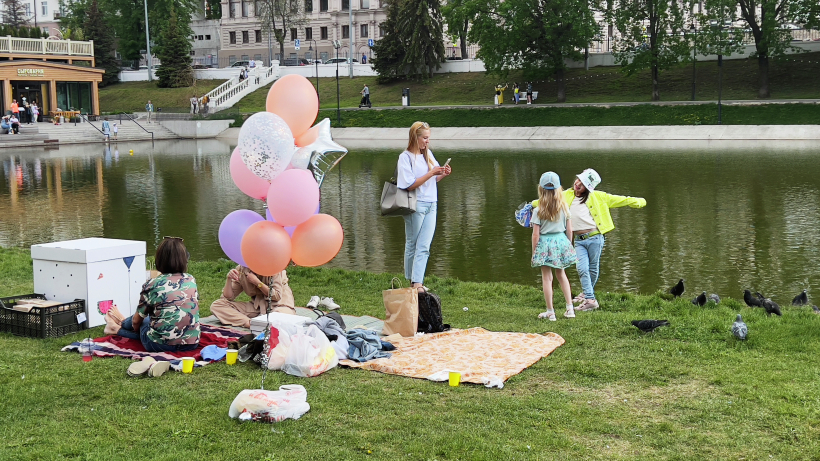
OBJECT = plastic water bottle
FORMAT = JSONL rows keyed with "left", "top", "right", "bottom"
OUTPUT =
{"left": 81, "top": 338, "right": 93, "bottom": 362}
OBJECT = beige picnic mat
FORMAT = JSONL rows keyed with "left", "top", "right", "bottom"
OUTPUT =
{"left": 340, "top": 327, "right": 565, "bottom": 386}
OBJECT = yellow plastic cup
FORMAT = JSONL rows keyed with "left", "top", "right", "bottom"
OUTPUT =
{"left": 449, "top": 371, "right": 461, "bottom": 387}
{"left": 181, "top": 357, "right": 195, "bottom": 373}
{"left": 226, "top": 349, "right": 238, "bottom": 365}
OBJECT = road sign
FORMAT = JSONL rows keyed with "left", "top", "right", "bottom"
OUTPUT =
{"left": 368, "top": 39, "right": 374, "bottom": 47}
{"left": 295, "top": 39, "right": 301, "bottom": 50}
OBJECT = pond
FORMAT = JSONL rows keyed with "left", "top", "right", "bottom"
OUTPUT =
{"left": 2, "top": 139, "right": 819, "bottom": 303}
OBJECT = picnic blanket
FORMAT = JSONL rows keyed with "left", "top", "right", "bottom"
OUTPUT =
{"left": 61, "top": 324, "right": 246, "bottom": 368}
{"left": 339, "top": 328, "right": 565, "bottom": 388}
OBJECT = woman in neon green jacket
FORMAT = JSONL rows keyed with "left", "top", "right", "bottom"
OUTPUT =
{"left": 564, "top": 168, "right": 646, "bottom": 311}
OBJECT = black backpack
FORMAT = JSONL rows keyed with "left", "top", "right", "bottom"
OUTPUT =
{"left": 417, "top": 292, "right": 450, "bottom": 334}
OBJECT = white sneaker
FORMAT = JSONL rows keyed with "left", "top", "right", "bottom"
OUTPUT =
{"left": 306, "top": 296, "right": 320, "bottom": 309}
{"left": 319, "top": 297, "right": 340, "bottom": 310}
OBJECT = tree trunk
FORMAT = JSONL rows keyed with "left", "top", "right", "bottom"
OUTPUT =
{"left": 757, "top": 54, "right": 770, "bottom": 98}
{"left": 556, "top": 68, "right": 566, "bottom": 103}
{"left": 459, "top": 19, "right": 468, "bottom": 59}
{"left": 651, "top": 63, "right": 660, "bottom": 101}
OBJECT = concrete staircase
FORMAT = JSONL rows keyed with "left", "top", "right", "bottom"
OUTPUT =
{"left": 35, "top": 119, "right": 178, "bottom": 143}
{"left": 0, "top": 124, "right": 50, "bottom": 146}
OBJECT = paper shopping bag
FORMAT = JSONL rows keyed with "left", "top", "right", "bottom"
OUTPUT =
{"left": 382, "top": 278, "right": 418, "bottom": 337}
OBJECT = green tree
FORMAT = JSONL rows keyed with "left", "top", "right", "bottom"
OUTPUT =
{"left": 2, "top": 0, "right": 30, "bottom": 27}
{"left": 441, "top": 0, "right": 478, "bottom": 59}
{"left": 155, "top": 7, "right": 193, "bottom": 88}
{"left": 371, "top": 0, "right": 407, "bottom": 82}
{"left": 608, "top": 0, "right": 693, "bottom": 101}
{"left": 83, "top": 0, "right": 120, "bottom": 86}
{"left": 718, "top": 0, "right": 820, "bottom": 98}
{"left": 397, "top": 0, "right": 446, "bottom": 78}
{"left": 256, "top": 0, "right": 307, "bottom": 63}
{"left": 469, "top": 0, "right": 598, "bottom": 102}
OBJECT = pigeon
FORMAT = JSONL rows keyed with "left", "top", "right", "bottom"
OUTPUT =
{"left": 692, "top": 291, "right": 707, "bottom": 307}
{"left": 731, "top": 314, "right": 748, "bottom": 340}
{"left": 632, "top": 320, "right": 670, "bottom": 332}
{"left": 709, "top": 293, "right": 721, "bottom": 304}
{"left": 669, "top": 279, "right": 685, "bottom": 298}
{"left": 744, "top": 290, "right": 763, "bottom": 308}
{"left": 812, "top": 305, "right": 820, "bottom": 314}
{"left": 756, "top": 292, "right": 782, "bottom": 317}
{"left": 792, "top": 289, "right": 808, "bottom": 306}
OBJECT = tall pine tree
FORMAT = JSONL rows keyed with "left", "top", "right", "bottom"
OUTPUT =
{"left": 155, "top": 7, "right": 193, "bottom": 88}
{"left": 371, "top": 0, "right": 406, "bottom": 82}
{"left": 84, "top": 0, "right": 119, "bottom": 86}
{"left": 398, "top": 0, "right": 445, "bottom": 79}
{"left": 2, "top": 0, "right": 29, "bottom": 27}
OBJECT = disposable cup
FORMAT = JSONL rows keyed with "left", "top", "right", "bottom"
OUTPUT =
{"left": 449, "top": 371, "right": 461, "bottom": 387}
{"left": 181, "top": 357, "right": 195, "bottom": 373}
{"left": 226, "top": 349, "right": 238, "bottom": 365}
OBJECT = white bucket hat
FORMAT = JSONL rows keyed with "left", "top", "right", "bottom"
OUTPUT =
{"left": 577, "top": 168, "right": 601, "bottom": 191}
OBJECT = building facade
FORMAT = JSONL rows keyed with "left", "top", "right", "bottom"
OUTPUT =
{"left": 191, "top": 0, "right": 222, "bottom": 67}
{"left": 218, "top": 0, "right": 387, "bottom": 67}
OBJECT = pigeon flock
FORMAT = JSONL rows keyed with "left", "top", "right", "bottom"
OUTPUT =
{"left": 631, "top": 279, "right": 814, "bottom": 340}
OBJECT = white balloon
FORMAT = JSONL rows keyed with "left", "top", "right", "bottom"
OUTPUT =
{"left": 238, "top": 112, "right": 295, "bottom": 181}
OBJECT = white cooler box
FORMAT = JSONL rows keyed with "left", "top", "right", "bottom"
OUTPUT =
{"left": 31, "top": 238, "right": 147, "bottom": 328}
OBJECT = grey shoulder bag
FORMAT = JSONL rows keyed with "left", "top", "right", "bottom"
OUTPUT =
{"left": 380, "top": 154, "right": 417, "bottom": 217}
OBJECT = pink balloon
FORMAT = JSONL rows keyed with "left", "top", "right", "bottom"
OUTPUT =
{"left": 240, "top": 221, "right": 292, "bottom": 276}
{"left": 266, "top": 74, "right": 318, "bottom": 139}
{"left": 267, "top": 169, "right": 320, "bottom": 227}
{"left": 230, "top": 147, "right": 270, "bottom": 200}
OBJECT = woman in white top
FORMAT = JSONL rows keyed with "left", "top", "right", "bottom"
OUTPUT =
{"left": 396, "top": 121, "right": 452, "bottom": 293}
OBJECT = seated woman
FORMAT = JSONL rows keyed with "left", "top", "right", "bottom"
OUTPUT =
{"left": 210, "top": 266, "right": 295, "bottom": 328}
{"left": 1, "top": 116, "right": 10, "bottom": 134}
{"left": 104, "top": 237, "right": 200, "bottom": 352}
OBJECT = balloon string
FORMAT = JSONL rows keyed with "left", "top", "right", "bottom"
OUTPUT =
{"left": 259, "top": 276, "right": 274, "bottom": 391}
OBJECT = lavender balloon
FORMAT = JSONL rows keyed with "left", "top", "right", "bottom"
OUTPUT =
{"left": 219, "top": 210, "right": 265, "bottom": 266}
{"left": 238, "top": 112, "right": 295, "bottom": 181}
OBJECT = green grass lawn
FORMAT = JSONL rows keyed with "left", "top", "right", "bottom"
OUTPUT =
{"left": 2, "top": 247, "right": 819, "bottom": 459}
{"left": 99, "top": 80, "right": 227, "bottom": 114}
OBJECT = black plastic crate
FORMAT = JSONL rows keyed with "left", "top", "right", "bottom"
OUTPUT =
{"left": 0, "top": 294, "right": 87, "bottom": 339}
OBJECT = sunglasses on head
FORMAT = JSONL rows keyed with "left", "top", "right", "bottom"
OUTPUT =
{"left": 162, "top": 236, "right": 190, "bottom": 260}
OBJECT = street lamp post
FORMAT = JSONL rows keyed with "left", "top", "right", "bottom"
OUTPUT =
{"left": 690, "top": 24, "right": 697, "bottom": 101}
{"left": 308, "top": 40, "right": 319, "bottom": 104}
{"left": 332, "top": 40, "right": 341, "bottom": 126}
{"left": 710, "top": 19, "right": 732, "bottom": 125}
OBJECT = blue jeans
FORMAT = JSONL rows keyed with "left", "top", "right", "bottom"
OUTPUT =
{"left": 118, "top": 316, "right": 197, "bottom": 353}
{"left": 402, "top": 201, "right": 437, "bottom": 285}
{"left": 574, "top": 234, "right": 604, "bottom": 300}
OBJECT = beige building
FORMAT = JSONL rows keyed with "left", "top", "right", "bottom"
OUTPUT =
{"left": 218, "top": 0, "right": 387, "bottom": 66}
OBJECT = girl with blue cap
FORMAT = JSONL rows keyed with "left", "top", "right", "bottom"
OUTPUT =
{"left": 531, "top": 171, "right": 577, "bottom": 321}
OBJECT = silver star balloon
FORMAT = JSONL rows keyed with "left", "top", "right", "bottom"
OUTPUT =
{"left": 291, "top": 118, "right": 348, "bottom": 187}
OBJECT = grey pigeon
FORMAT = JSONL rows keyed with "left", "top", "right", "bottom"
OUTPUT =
{"left": 632, "top": 319, "right": 670, "bottom": 333}
{"left": 744, "top": 290, "right": 763, "bottom": 308}
{"left": 792, "top": 289, "right": 808, "bottom": 306}
{"left": 732, "top": 314, "right": 748, "bottom": 340}
{"left": 756, "top": 292, "right": 782, "bottom": 317}
{"left": 812, "top": 305, "right": 820, "bottom": 314}
{"left": 692, "top": 291, "right": 707, "bottom": 307}
{"left": 669, "top": 279, "right": 685, "bottom": 298}
{"left": 709, "top": 293, "right": 721, "bottom": 304}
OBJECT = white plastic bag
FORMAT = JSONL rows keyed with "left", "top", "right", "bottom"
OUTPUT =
{"left": 282, "top": 324, "right": 338, "bottom": 377}
{"left": 265, "top": 326, "right": 291, "bottom": 371}
{"left": 228, "top": 385, "right": 310, "bottom": 423}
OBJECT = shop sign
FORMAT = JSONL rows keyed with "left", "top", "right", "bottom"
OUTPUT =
{"left": 17, "top": 69, "right": 45, "bottom": 77}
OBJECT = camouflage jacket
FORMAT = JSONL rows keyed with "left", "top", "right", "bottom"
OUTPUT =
{"left": 137, "top": 273, "right": 201, "bottom": 345}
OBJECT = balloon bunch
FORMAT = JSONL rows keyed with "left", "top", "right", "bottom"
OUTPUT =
{"left": 219, "top": 75, "right": 347, "bottom": 276}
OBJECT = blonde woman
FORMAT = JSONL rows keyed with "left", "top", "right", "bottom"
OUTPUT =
{"left": 531, "top": 172, "right": 576, "bottom": 321}
{"left": 396, "top": 121, "right": 452, "bottom": 293}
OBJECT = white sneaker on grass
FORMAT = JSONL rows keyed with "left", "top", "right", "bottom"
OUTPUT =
{"left": 538, "top": 310, "right": 557, "bottom": 321}
{"left": 319, "top": 297, "right": 340, "bottom": 310}
{"left": 306, "top": 296, "right": 320, "bottom": 309}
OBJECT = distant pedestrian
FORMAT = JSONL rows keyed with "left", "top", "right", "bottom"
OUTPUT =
{"left": 359, "top": 84, "right": 370, "bottom": 107}
{"left": 513, "top": 83, "right": 520, "bottom": 105}
{"left": 494, "top": 83, "right": 508, "bottom": 105}
{"left": 31, "top": 101, "right": 39, "bottom": 123}
{"left": 9, "top": 114, "right": 20, "bottom": 133}
{"left": 362, "top": 53, "right": 367, "bottom": 64}
{"left": 102, "top": 117, "right": 111, "bottom": 141}
{"left": 146, "top": 100, "right": 154, "bottom": 123}
{"left": 22, "top": 97, "right": 31, "bottom": 124}
{"left": 249, "top": 59, "right": 256, "bottom": 69}
{"left": 201, "top": 95, "right": 210, "bottom": 115}
{"left": 10, "top": 99, "right": 19, "bottom": 119}
{"left": 526, "top": 82, "right": 533, "bottom": 104}
{"left": 112, "top": 122, "right": 118, "bottom": 140}
{"left": 190, "top": 95, "right": 198, "bottom": 114}
{"left": 238, "top": 70, "right": 245, "bottom": 82}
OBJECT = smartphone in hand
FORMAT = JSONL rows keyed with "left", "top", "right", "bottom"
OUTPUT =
{"left": 443, "top": 158, "right": 451, "bottom": 168}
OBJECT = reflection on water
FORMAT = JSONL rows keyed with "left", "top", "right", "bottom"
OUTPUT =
{"left": 2, "top": 139, "right": 820, "bottom": 301}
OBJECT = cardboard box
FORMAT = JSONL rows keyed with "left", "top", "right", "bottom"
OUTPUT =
{"left": 31, "top": 238, "right": 147, "bottom": 328}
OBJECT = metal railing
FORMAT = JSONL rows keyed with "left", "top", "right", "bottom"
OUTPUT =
{"left": 118, "top": 113, "right": 154, "bottom": 142}
{"left": 0, "top": 36, "right": 95, "bottom": 56}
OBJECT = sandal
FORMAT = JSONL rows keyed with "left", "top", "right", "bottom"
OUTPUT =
{"left": 127, "top": 357, "right": 157, "bottom": 377}
{"left": 147, "top": 361, "right": 171, "bottom": 378}
{"left": 572, "top": 293, "right": 586, "bottom": 303}
{"left": 538, "top": 311, "right": 557, "bottom": 321}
